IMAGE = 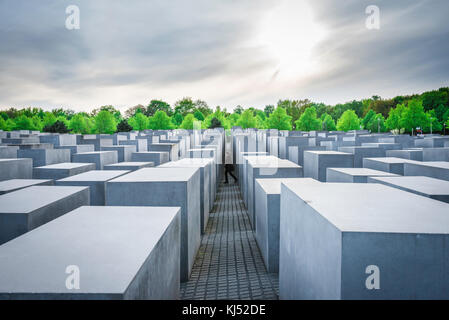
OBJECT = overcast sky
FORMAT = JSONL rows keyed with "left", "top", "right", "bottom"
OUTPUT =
{"left": 0, "top": 0, "right": 448, "bottom": 112}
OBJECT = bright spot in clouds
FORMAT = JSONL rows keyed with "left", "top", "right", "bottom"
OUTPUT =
{"left": 257, "top": 0, "right": 328, "bottom": 79}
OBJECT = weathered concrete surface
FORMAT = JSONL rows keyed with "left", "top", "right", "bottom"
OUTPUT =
{"left": 119, "top": 139, "right": 147, "bottom": 152}
{"left": 159, "top": 159, "right": 211, "bottom": 234}
{"left": 247, "top": 156, "right": 302, "bottom": 228}
{"left": 338, "top": 146, "right": 386, "bottom": 167}
{"left": 17, "top": 149, "right": 70, "bottom": 167}
{"left": 131, "top": 151, "right": 169, "bottom": 166}
{"left": 33, "top": 162, "right": 96, "bottom": 180}
{"left": 103, "top": 161, "right": 154, "bottom": 171}
{"left": 255, "top": 178, "right": 320, "bottom": 273}
{"left": 280, "top": 182, "right": 449, "bottom": 299}
{"left": 0, "top": 206, "right": 180, "bottom": 300}
{"left": 0, "top": 158, "right": 33, "bottom": 181}
{"left": 421, "top": 148, "right": 449, "bottom": 161}
{"left": 326, "top": 167, "right": 399, "bottom": 183}
{"left": 0, "top": 179, "right": 53, "bottom": 195}
{"left": 149, "top": 143, "right": 179, "bottom": 161}
{"left": 386, "top": 149, "right": 423, "bottom": 161}
{"left": 368, "top": 176, "right": 449, "bottom": 203}
{"left": 56, "top": 170, "right": 129, "bottom": 205}
{"left": 55, "top": 145, "right": 95, "bottom": 158}
{"left": 304, "top": 151, "right": 354, "bottom": 182}
{"left": 363, "top": 157, "right": 420, "bottom": 175}
{"left": 404, "top": 161, "right": 449, "bottom": 181}
{"left": 105, "top": 167, "right": 201, "bottom": 282}
{"left": 101, "top": 145, "right": 136, "bottom": 162}
{"left": 0, "top": 186, "right": 89, "bottom": 244}
{"left": 0, "top": 146, "right": 18, "bottom": 159}
{"left": 72, "top": 151, "right": 118, "bottom": 170}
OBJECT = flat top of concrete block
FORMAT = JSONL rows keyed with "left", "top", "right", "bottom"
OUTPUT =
{"left": 175, "top": 158, "right": 213, "bottom": 165}
{"left": 159, "top": 160, "right": 209, "bottom": 168}
{"left": 35, "top": 163, "right": 95, "bottom": 170}
{"left": 0, "top": 158, "right": 31, "bottom": 163}
{"left": 74, "top": 151, "right": 116, "bottom": 155}
{"left": 104, "top": 162, "right": 153, "bottom": 167}
{"left": 240, "top": 152, "right": 268, "bottom": 155}
{"left": 364, "top": 157, "right": 420, "bottom": 164}
{"left": 339, "top": 146, "right": 382, "bottom": 151}
{"left": 305, "top": 151, "right": 352, "bottom": 156}
{"left": 363, "top": 143, "right": 399, "bottom": 146}
{"left": 58, "top": 170, "right": 130, "bottom": 182}
{"left": 109, "top": 167, "right": 198, "bottom": 182}
{"left": 101, "top": 146, "right": 135, "bottom": 149}
{"left": 0, "top": 186, "right": 88, "bottom": 214}
{"left": 188, "top": 148, "right": 215, "bottom": 151}
{"left": 132, "top": 151, "right": 168, "bottom": 154}
{"left": 256, "top": 178, "right": 320, "bottom": 194}
{"left": 248, "top": 157, "right": 301, "bottom": 169}
{"left": 369, "top": 176, "right": 449, "bottom": 195}
{"left": 406, "top": 161, "right": 449, "bottom": 169}
{"left": 327, "top": 168, "right": 400, "bottom": 177}
{"left": 0, "top": 179, "right": 52, "bottom": 192}
{"left": 151, "top": 143, "right": 176, "bottom": 146}
{"left": 283, "top": 182, "right": 449, "bottom": 234}
{"left": 0, "top": 206, "right": 180, "bottom": 294}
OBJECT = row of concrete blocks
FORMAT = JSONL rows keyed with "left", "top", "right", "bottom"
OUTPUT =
{"left": 0, "top": 159, "right": 219, "bottom": 299}
{"left": 253, "top": 173, "right": 449, "bottom": 299}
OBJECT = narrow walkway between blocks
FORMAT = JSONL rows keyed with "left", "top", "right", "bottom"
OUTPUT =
{"left": 181, "top": 182, "right": 279, "bottom": 300}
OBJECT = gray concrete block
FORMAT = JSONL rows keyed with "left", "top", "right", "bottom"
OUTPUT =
{"left": 368, "top": 176, "right": 449, "bottom": 203}
{"left": 363, "top": 157, "right": 421, "bottom": 175}
{"left": 0, "top": 158, "right": 32, "bottom": 181}
{"left": 149, "top": 143, "right": 179, "bottom": 161}
{"left": 103, "top": 162, "right": 154, "bottom": 171}
{"left": 33, "top": 162, "right": 96, "bottom": 180}
{"left": 404, "top": 161, "right": 449, "bottom": 181}
{"left": 0, "top": 186, "right": 89, "bottom": 244}
{"left": 0, "top": 146, "right": 18, "bottom": 159}
{"left": 338, "top": 146, "right": 386, "bottom": 167}
{"left": 55, "top": 145, "right": 95, "bottom": 158}
{"left": 304, "top": 151, "right": 354, "bottom": 182}
{"left": 56, "top": 170, "right": 129, "bottom": 206}
{"left": 0, "top": 179, "right": 53, "bottom": 195}
{"left": 279, "top": 181, "right": 449, "bottom": 299}
{"left": 255, "top": 178, "right": 320, "bottom": 273}
{"left": 159, "top": 159, "right": 212, "bottom": 234}
{"left": 247, "top": 156, "right": 303, "bottom": 229}
{"left": 105, "top": 168, "right": 201, "bottom": 282}
{"left": 131, "top": 151, "right": 169, "bottom": 166}
{"left": 17, "top": 149, "right": 71, "bottom": 167}
{"left": 0, "top": 206, "right": 180, "bottom": 300}
{"left": 421, "top": 148, "right": 449, "bottom": 161}
{"left": 386, "top": 149, "right": 423, "bottom": 161}
{"left": 72, "top": 151, "right": 118, "bottom": 170}
{"left": 361, "top": 142, "right": 402, "bottom": 151}
{"left": 101, "top": 145, "right": 136, "bottom": 162}
{"left": 78, "top": 135, "right": 113, "bottom": 151}
{"left": 39, "top": 134, "right": 76, "bottom": 146}
{"left": 119, "top": 139, "right": 147, "bottom": 152}
{"left": 326, "top": 167, "right": 399, "bottom": 183}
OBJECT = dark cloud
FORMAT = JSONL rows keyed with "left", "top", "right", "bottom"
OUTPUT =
{"left": 0, "top": 0, "right": 448, "bottom": 110}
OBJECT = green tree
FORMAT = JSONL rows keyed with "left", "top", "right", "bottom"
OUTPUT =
{"left": 194, "top": 110, "right": 205, "bottom": 121}
{"left": 361, "top": 109, "right": 376, "bottom": 129}
{"left": 171, "top": 112, "right": 184, "bottom": 127}
{"left": 265, "top": 107, "right": 292, "bottom": 130}
{"left": 264, "top": 105, "right": 275, "bottom": 117}
{"left": 148, "top": 111, "right": 174, "bottom": 130}
{"left": 94, "top": 110, "right": 117, "bottom": 134}
{"left": 423, "top": 110, "right": 443, "bottom": 133}
{"left": 145, "top": 100, "right": 172, "bottom": 117}
{"left": 174, "top": 97, "right": 195, "bottom": 116}
{"left": 69, "top": 114, "right": 89, "bottom": 134}
{"left": 234, "top": 105, "right": 244, "bottom": 114}
{"left": 399, "top": 99, "right": 428, "bottom": 134}
{"left": 42, "top": 112, "right": 57, "bottom": 128}
{"left": 0, "top": 116, "right": 11, "bottom": 131}
{"left": 320, "top": 113, "right": 337, "bottom": 131}
{"left": 13, "top": 115, "right": 37, "bottom": 131}
{"left": 128, "top": 113, "right": 149, "bottom": 131}
{"left": 116, "top": 119, "right": 133, "bottom": 132}
{"left": 366, "top": 113, "right": 386, "bottom": 133}
{"left": 209, "top": 117, "right": 223, "bottom": 129}
{"left": 385, "top": 104, "right": 406, "bottom": 131}
{"left": 236, "top": 109, "right": 257, "bottom": 129}
{"left": 180, "top": 114, "right": 198, "bottom": 130}
{"left": 295, "top": 107, "right": 321, "bottom": 131}
{"left": 43, "top": 120, "right": 70, "bottom": 133}
{"left": 336, "top": 110, "right": 360, "bottom": 131}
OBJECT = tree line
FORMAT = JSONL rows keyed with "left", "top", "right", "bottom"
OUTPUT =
{"left": 1, "top": 88, "right": 448, "bottom": 134}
